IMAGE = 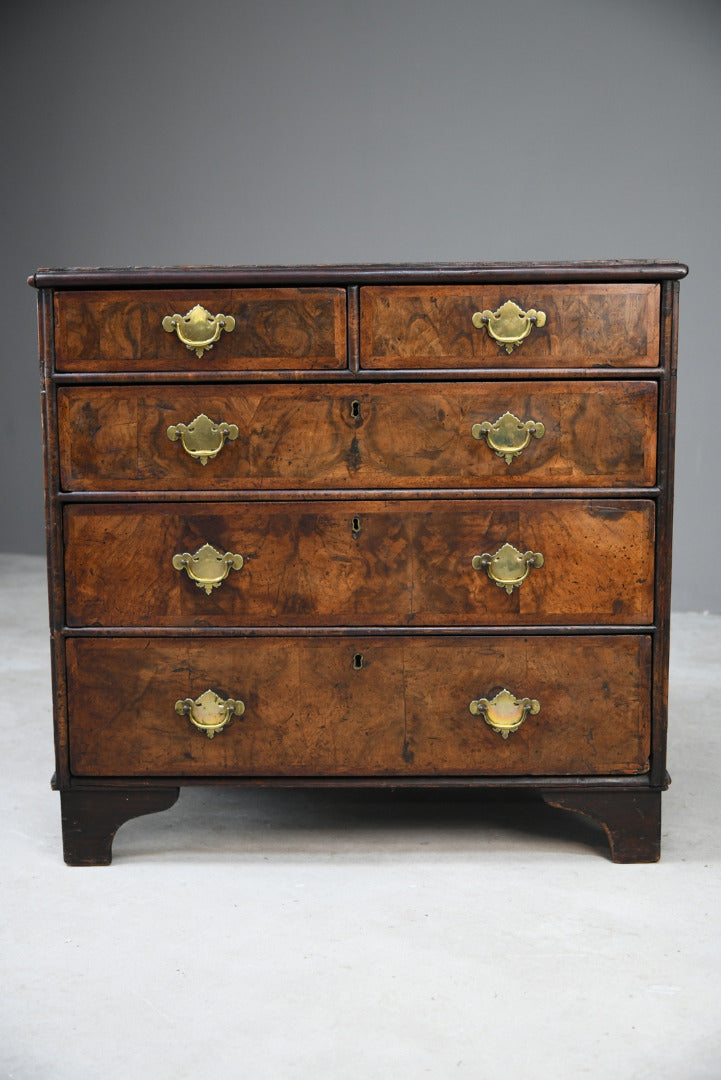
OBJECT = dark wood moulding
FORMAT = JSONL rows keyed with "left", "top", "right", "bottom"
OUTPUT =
{"left": 51, "top": 368, "right": 668, "bottom": 384}
{"left": 30, "top": 261, "right": 688, "bottom": 289}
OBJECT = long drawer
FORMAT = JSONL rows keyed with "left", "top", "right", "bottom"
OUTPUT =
{"left": 67, "top": 630, "right": 651, "bottom": 777}
{"left": 66, "top": 635, "right": 652, "bottom": 777}
{"left": 63, "top": 498, "right": 655, "bottom": 627}
{"left": 57, "top": 381, "right": 658, "bottom": 491}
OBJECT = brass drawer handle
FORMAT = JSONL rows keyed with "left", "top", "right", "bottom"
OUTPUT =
{"left": 469, "top": 688, "right": 540, "bottom": 739}
{"left": 471, "top": 300, "right": 546, "bottom": 354}
{"left": 472, "top": 542, "right": 544, "bottom": 594}
{"left": 162, "top": 304, "right": 236, "bottom": 358}
{"left": 167, "top": 412, "right": 239, "bottom": 465}
{"left": 175, "top": 689, "right": 245, "bottom": 739}
{"left": 471, "top": 411, "right": 545, "bottom": 464}
{"left": 172, "top": 542, "right": 244, "bottom": 594}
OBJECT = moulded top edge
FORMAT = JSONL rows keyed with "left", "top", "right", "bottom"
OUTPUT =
{"left": 28, "top": 261, "right": 689, "bottom": 289}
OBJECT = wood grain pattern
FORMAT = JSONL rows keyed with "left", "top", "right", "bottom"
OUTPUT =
{"left": 64, "top": 499, "right": 655, "bottom": 627}
{"left": 54, "top": 288, "right": 347, "bottom": 371}
{"left": 57, "top": 380, "right": 658, "bottom": 492}
{"left": 361, "top": 284, "right": 660, "bottom": 368}
{"left": 65, "top": 635, "right": 651, "bottom": 777}
{"left": 66, "top": 637, "right": 406, "bottom": 777}
{"left": 402, "top": 635, "right": 652, "bottom": 775}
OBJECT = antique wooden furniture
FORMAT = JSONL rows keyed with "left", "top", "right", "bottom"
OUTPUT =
{"left": 31, "top": 261, "right": 686, "bottom": 864}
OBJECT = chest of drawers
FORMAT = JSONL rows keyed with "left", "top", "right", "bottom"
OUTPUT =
{"left": 31, "top": 261, "right": 686, "bottom": 863}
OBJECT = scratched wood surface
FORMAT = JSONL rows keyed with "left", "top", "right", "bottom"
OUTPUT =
{"left": 401, "top": 635, "right": 652, "bottom": 775}
{"left": 66, "top": 637, "right": 406, "bottom": 777}
{"left": 63, "top": 499, "right": 655, "bottom": 627}
{"left": 57, "top": 380, "right": 658, "bottom": 491}
{"left": 54, "top": 288, "right": 347, "bottom": 371}
{"left": 361, "top": 283, "right": 660, "bottom": 368}
{"left": 65, "top": 635, "right": 651, "bottom": 777}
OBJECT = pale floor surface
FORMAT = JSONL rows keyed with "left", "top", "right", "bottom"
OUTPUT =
{"left": 1, "top": 554, "right": 720, "bottom": 1080}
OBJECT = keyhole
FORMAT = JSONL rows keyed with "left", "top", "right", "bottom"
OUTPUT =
{"left": 352, "top": 653, "right": 364, "bottom": 670}
{"left": 351, "top": 516, "right": 361, "bottom": 536}
{"left": 350, "top": 399, "right": 361, "bottom": 420}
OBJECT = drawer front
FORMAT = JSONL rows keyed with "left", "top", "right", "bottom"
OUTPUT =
{"left": 64, "top": 499, "right": 655, "bottom": 628}
{"left": 361, "top": 284, "right": 660, "bottom": 368}
{"left": 57, "top": 381, "right": 657, "bottom": 491}
{"left": 66, "top": 635, "right": 651, "bottom": 777}
{"left": 400, "top": 635, "right": 651, "bottom": 775}
{"left": 54, "top": 288, "right": 347, "bottom": 372}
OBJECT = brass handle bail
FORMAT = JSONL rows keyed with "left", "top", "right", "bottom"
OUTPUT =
{"left": 472, "top": 542, "right": 544, "bottom": 594}
{"left": 162, "top": 304, "right": 236, "bottom": 358}
{"left": 167, "top": 413, "right": 239, "bottom": 465}
{"left": 471, "top": 411, "right": 545, "bottom": 464}
{"left": 172, "top": 542, "right": 244, "bottom": 594}
{"left": 469, "top": 688, "right": 540, "bottom": 739}
{"left": 175, "top": 689, "right": 245, "bottom": 739}
{"left": 472, "top": 300, "right": 546, "bottom": 354}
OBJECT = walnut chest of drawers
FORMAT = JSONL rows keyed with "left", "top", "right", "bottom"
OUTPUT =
{"left": 31, "top": 261, "right": 686, "bottom": 864}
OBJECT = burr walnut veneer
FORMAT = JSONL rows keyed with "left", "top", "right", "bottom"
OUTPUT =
{"left": 31, "top": 262, "right": 686, "bottom": 864}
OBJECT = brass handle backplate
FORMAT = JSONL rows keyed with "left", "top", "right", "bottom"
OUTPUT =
{"left": 172, "top": 542, "right": 244, "bottom": 594}
{"left": 167, "top": 412, "right": 239, "bottom": 465}
{"left": 175, "top": 689, "right": 245, "bottom": 739}
{"left": 469, "top": 688, "right": 540, "bottom": 739}
{"left": 472, "top": 542, "right": 544, "bottom": 594}
{"left": 471, "top": 411, "right": 545, "bottom": 464}
{"left": 162, "top": 304, "right": 236, "bottom": 358}
{"left": 472, "top": 300, "right": 546, "bottom": 354}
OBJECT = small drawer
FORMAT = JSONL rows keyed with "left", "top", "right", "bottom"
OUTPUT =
{"left": 54, "top": 288, "right": 347, "bottom": 372}
{"left": 361, "top": 284, "right": 660, "bottom": 368}
{"left": 65, "top": 634, "right": 651, "bottom": 777}
{"left": 57, "top": 380, "right": 658, "bottom": 492}
{"left": 63, "top": 498, "right": 655, "bottom": 628}
{"left": 401, "top": 634, "right": 652, "bottom": 775}
{"left": 66, "top": 636, "right": 407, "bottom": 777}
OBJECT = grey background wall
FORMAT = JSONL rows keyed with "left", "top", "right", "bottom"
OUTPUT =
{"left": 2, "top": 0, "right": 719, "bottom": 610}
